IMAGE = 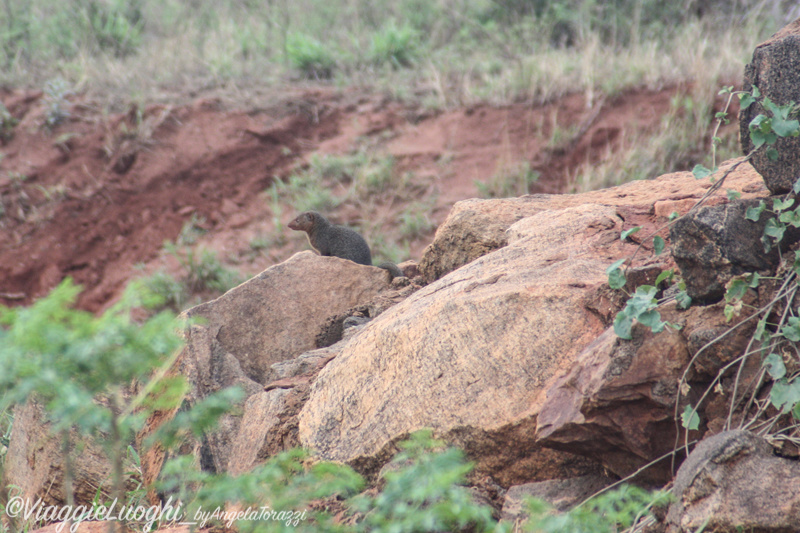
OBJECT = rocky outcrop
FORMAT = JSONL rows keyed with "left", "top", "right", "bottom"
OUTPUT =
{"left": 10, "top": 157, "right": 768, "bottom": 510}
{"left": 665, "top": 430, "right": 800, "bottom": 532}
{"left": 536, "top": 293, "right": 758, "bottom": 481}
{"left": 297, "top": 161, "right": 767, "bottom": 485}
{"left": 419, "top": 159, "right": 767, "bottom": 283}
{"left": 138, "top": 252, "right": 393, "bottom": 488}
{"left": 301, "top": 203, "right": 627, "bottom": 484}
{"left": 536, "top": 324, "right": 688, "bottom": 482}
{"left": 740, "top": 17, "right": 800, "bottom": 194}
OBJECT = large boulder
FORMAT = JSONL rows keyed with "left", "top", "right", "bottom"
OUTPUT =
{"left": 740, "top": 17, "right": 800, "bottom": 194}
{"left": 183, "top": 251, "right": 391, "bottom": 384}
{"left": 665, "top": 430, "right": 800, "bottom": 532}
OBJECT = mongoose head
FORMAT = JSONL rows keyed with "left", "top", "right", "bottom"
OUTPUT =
{"left": 288, "top": 211, "right": 324, "bottom": 232}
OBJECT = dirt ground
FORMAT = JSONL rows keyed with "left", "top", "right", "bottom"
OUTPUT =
{"left": 0, "top": 85, "right": 727, "bottom": 312}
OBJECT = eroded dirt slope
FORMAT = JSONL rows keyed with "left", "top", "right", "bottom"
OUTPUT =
{"left": 0, "top": 86, "right": 720, "bottom": 311}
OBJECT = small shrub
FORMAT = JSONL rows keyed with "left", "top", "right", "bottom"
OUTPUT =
{"left": 43, "top": 78, "right": 72, "bottom": 129}
{"left": 272, "top": 172, "right": 341, "bottom": 213}
{"left": 476, "top": 160, "right": 539, "bottom": 198}
{"left": 351, "top": 153, "right": 395, "bottom": 197}
{"left": 87, "top": 0, "right": 143, "bottom": 57}
{"left": 270, "top": 150, "right": 398, "bottom": 213}
{"left": 399, "top": 203, "right": 436, "bottom": 240}
{"left": 351, "top": 430, "right": 499, "bottom": 532}
{"left": 162, "top": 241, "right": 244, "bottom": 297}
{"left": 522, "top": 484, "right": 671, "bottom": 533}
{"left": 368, "top": 22, "right": 419, "bottom": 68}
{"left": 172, "top": 244, "right": 243, "bottom": 293}
{"left": 0, "top": 405, "right": 11, "bottom": 454}
{"left": 177, "top": 214, "right": 207, "bottom": 246}
{"left": 138, "top": 270, "right": 187, "bottom": 312}
{"left": 0, "top": 103, "right": 18, "bottom": 143}
{"left": 162, "top": 430, "right": 504, "bottom": 533}
{"left": 159, "top": 448, "right": 364, "bottom": 533}
{"left": 0, "top": 278, "right": 185, "bottom": 507}
{"left": 286, "top": 33, "right": 336, "bottom": 79}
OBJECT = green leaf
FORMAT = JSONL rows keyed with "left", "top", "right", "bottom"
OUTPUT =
{"left": 630, "top": 285, "right": 658, "bottom": 305}
{"left": 681, "top": 405, "right": 700, "bottom": 430}
{"left": 752, "top": 86, "right": 761, "bottom": 98}
{"left": 613, "top": 312, "right": 634, "bottom": 340}
{"left": 764, "top": 218, "right": 786, "bottom": 240}
{"left": 767, "top": 147, "right": 779, "bottom": 160}
{"left": 621, "top": 226, "right": 641, "bottom": 240}
{"left": 726, "top": 189, "right": 741, "bottom": 200}
{"left": 655, "top": 269, "right": 673, "bottom": 287}
{"left": 724, "top": 304, "right": 735, "bottom": 322}
{"left": 745, "top": 200, "right": 765, "bottom": 221}
{"left": 795, "top": 250, "right": 800, "bottom": 275}
{"left": 770, "top": 378, "right": 800, "bottom": 413}
{"left": 612, "top": 285, "right": 662, "bottom": 339}
{"left": 773, "top": 198, "right": 795, "bottom": 212}
{"left": 779, "top": 206, "right": 800, "bottom": 227}
{"left": 653, "top": 236, "right": 665, "bottom": 255}
{"left": 781, "top": 317, "right": 800, "bottom": 342}
{"left": 691, "top": 164, "right": 714, "bottom": 179}
{"left": 762, "top": 97, "right": 781, "bottom": 117}
{"left": 668, "top": 211, "right": 679, "bottom": 221}
{"left": 749, "top": 114, "right": 777, "bottom": 148}
{"left": 794, "top": 177, "right": 800, "bottom": 195}
{"left": 719, "top": 86, "right": 733, "bottom": 95}
{"left": 764, "top": 353, "right": 787, "bottom": 380}
{"left": 725, "top": 278, "right": 749, "bottom": 301}
{"left": 676, "top": 290, "right": 691, "bottom": 309}
{"left": 606, "top": 258, "right": 627, "bottom": 290}
{"left": 739, "top": 92, "right": 755, "bottom": 109}
{"left": 749, "top": 113, "right": 769, "bottom": 130}
{"left": 637, "top": 309, "right": 665, "bottom": 333}
{"left": 755, "top": 316, "right": 769, "bottom": 343}
{"left": 772, "top": 116, "right": 800, "bottom": 137}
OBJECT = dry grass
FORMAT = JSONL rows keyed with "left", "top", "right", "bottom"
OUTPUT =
{"left": 0, "top": 1, "right": 791, "bottom": 111}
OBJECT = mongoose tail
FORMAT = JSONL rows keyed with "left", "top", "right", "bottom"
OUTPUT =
{"left": 376, "top": 261, "right": 403, "bottom": 279}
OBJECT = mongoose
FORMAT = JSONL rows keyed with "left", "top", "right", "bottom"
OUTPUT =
{"left": 288, "top": 211, "right": 403, "bottom": 279}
